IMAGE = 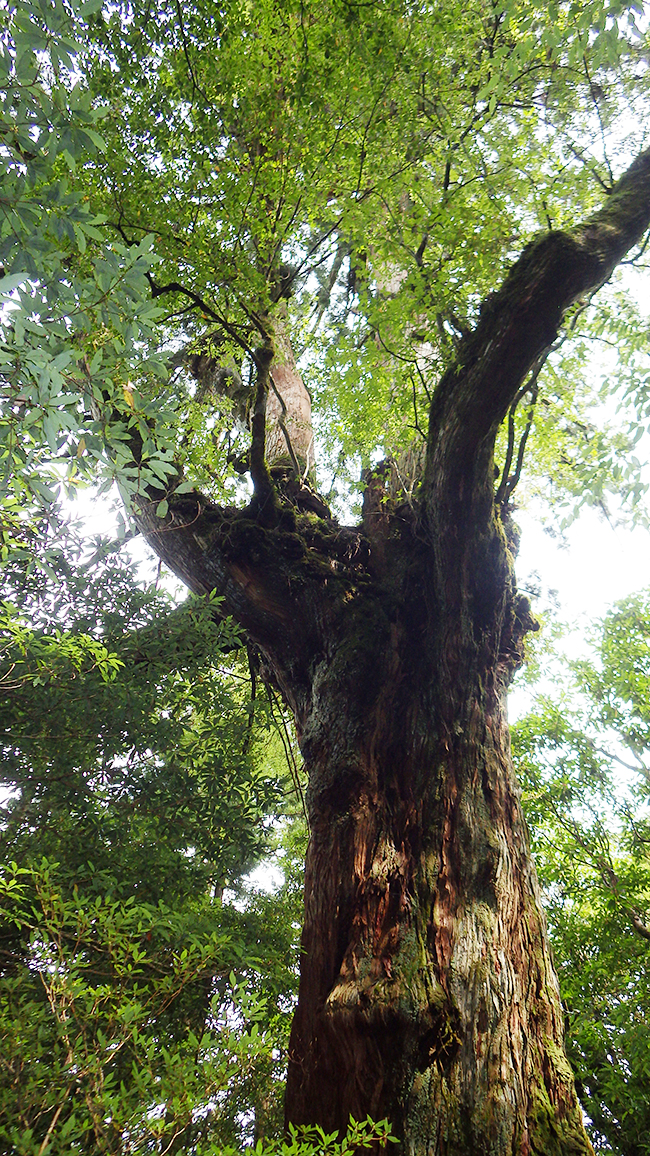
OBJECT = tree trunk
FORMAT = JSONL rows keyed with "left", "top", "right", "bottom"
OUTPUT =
{"left": 282, "top": 505, "right": 587, "bottom": 1154}
{"left": 132, "top": 147, "right": 650, "bottom": 1156}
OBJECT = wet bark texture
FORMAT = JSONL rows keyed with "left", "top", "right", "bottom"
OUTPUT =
{"left": 134, "top": 150, "right": 650, "bottom": 1155}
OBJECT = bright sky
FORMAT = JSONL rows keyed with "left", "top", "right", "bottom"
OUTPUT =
{"left": 517, "top": 504, "right": 650, "bottom": 627}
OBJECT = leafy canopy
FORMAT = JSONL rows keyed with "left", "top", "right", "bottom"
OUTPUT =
{"left": 2, "top": 0, "right": 650, "bottom": 530}
{"left": 2, "top": 0, "right": 650, "bottom": 1149}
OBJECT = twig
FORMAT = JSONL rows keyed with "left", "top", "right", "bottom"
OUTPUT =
{"left": 410, "top": 374, "right": 426, "bottom": 440}
{"left": 36, "top": 1089, "right": 72, "bottom": 1156}
{"left": 242, "top": 644, "right": 257, "bottom": 756}
{"left": 496, "top": 350, "right": 548, "bottom": 505}
{"left": 174, "top": 0, "right": 211, "bottom": 107}
{"left": 146, "top": 273, "right": 257, "bottom": 354}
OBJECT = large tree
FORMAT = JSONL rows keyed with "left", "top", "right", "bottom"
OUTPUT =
{"left": 130, "top": 153, "right": 650, "bottom": 1155}
{"left": 3, "top": 0, "right": 650, "bottom": 1152}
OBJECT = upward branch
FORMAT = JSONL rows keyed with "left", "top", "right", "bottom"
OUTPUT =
{"left": 424, "top": 146, "right": 650, "bottom": 503}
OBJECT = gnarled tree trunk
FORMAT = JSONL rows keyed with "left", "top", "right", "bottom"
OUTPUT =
{"left": 281, "top": 492, "right": 587, "bottom": 1153}
{"left": 133, "top": 148, "right": 650, "bottom": 1155}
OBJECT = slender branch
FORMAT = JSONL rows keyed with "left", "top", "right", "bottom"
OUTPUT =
{"left": 415, "top": 360, "right": 433, "bottom": 404}
{"left": 146, "top": 273, "right": 257, "bottom": 355}
{"left": 442, "top": 157, "right": 451, "bottom": 193}
{"left": 631, "top": 911, "right": 650, "bottom": 941}
{"left": 621, "top": 227, "right": 650, "bottom": 264}
{"left": 36, "top": 1089, "right": 72, "bottom": 1156}
{"left": 242, "top": 644, "right": 258, "bottom": 756}
{"left": 265, "top": 679, "right": 307, "bottom": 824}
{"left": 249, "top": 342, "right": 277, "bottom": 522}
{"left": 541, "top": 793, "right": 650, "bottom": 946}
{"left": 495, "top": 349, "right": 548, "bottom": 505}
{"left": 495, "top": 384, "right": 526, "bottom": 506}
{"left": 233, "top": 152, "right": 268, "bottom": 260}
{"left": 581, "top": 54, "right": 614, "bottom": 189}
{"left": 309, "top": 240, "right": 349, "bottom": 333}
{"left": 174, "top": 0, "right": 211, "bottom": 107}
{"left": 594, "top": 744, "right": 650, "bottom": 778}
{"left": 503, "top": 383, "right": 538, "bottom": 502}
{"left": 410, "top": 374, "right": 426, "bottom": 440}
{"left": 562, "top": 138, "right": 613, "bottom": 194}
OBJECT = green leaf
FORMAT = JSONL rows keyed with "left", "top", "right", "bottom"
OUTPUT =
{"left": 0, "top": 273, "right": 29, "bottom": 295}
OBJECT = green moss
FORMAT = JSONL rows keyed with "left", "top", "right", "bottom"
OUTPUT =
{"left": 526, "top": 1047, "right": 594, "bottom": 1156}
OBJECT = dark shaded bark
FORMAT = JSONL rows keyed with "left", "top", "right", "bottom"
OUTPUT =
{"left": 133, "top": 149, "right": 650, "bottom": 1155}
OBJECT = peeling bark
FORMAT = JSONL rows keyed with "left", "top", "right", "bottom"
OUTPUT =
{"left": 132, "top": 148, "right": 650, "bottom": 1156}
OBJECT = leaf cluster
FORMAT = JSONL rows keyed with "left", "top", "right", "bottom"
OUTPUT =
{"left": 0, "top": 0, "right": 178, "bottom": 546}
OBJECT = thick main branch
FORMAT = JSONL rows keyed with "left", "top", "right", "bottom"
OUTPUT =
{"left": 424, "top": 146, "right": 650, "bottom": 498}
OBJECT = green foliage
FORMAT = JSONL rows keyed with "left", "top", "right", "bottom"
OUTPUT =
{"left": 2, "top": 0, "right": 647, "bottom": 519}
{"left": 0, "top": 527, "right": 306, "bottom": 1152}
{"left": 0, "top": 859, "right": 262, "bottom": 1155}
{"left": 3, "top": 0, "right": 650, "bottom": 1149}
{"left": 243, "top": 1118, "right": 396, "bottom": 1156}
{"left": 0, "top": 842, "right": 387, "bottom": 1156}
{"left": 79, "top": 0, "right": 650, "bottom": 513}
{"left": 0, "top": 0, "right": 178, "bottom": 549}
{"left": 0, "top": 530, "right": 276, "bottom": 892}
{"left": 513, "top": 595, "right": 650, "bottom": 1155}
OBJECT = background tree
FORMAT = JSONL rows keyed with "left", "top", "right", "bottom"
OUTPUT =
{"left": 0, "top": 527, "right": 303, "bottom": 1153}
{"left": 514, "top": 595, "right": 650, "bottom": 1156}
{"left": 3, "top": 0, "right": 650, "bottom": 1153}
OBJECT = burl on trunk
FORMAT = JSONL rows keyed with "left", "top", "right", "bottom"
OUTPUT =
{"left": 135, "top": 150, "right": 650, "bottom": 1155}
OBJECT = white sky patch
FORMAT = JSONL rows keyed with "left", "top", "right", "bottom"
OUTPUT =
{"left": 517, "top": 503, "right": 650, "bottom": 627}
{"left": 510, "top": 503, "right": 650, "bottom": 722}
{"left": 245, "top": 860, "right": 285, "bottom": 893}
